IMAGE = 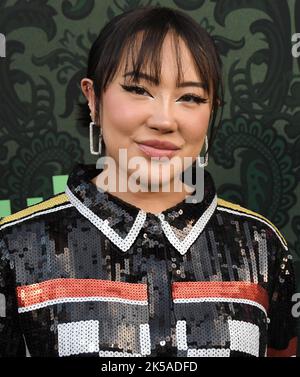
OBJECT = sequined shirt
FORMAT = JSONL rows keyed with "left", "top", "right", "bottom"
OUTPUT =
{"left": 0, "top": 162, "right": 297, "bottom": 357}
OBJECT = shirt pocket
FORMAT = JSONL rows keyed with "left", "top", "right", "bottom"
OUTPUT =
{"left": 171, "top": 281, "right": 269, "bottom": 357}
{"left": 17, "top": 278, "right": 151, "bottom": 357}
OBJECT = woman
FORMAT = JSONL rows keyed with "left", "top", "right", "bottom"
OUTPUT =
{"left": 0, "top": 6, "right": 297, "bottom": 357}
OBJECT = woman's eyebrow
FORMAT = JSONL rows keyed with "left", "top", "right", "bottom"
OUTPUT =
{"left": 123, "top": 71, "right": 207, "bottom": 89}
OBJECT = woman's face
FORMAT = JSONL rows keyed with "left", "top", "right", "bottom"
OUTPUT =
{"left": 83, "top": 33, "right": 213, "bottom": 191}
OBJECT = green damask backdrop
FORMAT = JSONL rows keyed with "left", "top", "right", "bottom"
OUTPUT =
{"left": 0, "top": 0, "right": 299, "bottom": 350}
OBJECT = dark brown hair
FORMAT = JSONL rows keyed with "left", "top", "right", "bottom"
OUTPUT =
{"left": 77, "top": 5, "right": 224, "bottom": 157}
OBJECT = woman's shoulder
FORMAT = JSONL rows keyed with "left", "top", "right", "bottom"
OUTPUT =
{"left": 0, "top": 192, "right": 71, "bottom": 235}
{"left": 216, "top": 197, "right": 288, "bottom": 251}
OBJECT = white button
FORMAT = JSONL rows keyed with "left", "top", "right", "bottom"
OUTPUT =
{"left": 160, "top": 340, "right": 166, "bottom": 346}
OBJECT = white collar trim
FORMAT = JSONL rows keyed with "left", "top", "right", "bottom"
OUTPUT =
{"left": 65, "top": 186, "right": 217, "bottom": 255}
{"left": 158, "top": 194, "right": 217, "bottom": 255}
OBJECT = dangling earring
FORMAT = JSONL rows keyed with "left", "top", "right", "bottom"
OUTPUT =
{"left": 89, "top": 113, "right": 102, "bottom": 155}
{"left": 197, "top": 135, "right": 209, "bottom": 168}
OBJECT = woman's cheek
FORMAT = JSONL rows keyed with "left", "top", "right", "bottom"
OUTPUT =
{"left": 183, "top": 122, "right": 206, "bottom": 145}
{"left": 109, "top": 102, "right": 145, "bottom": 134}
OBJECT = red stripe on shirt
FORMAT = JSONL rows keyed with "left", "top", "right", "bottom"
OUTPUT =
{"left": 172, "top": 281, "right": 269, "bottom": 312}
{"left": 17, "top": 278, "right": 148, "bottom": 308}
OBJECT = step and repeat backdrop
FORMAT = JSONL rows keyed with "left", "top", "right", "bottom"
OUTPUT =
{"left": 0, "top": 0, "right": 299, "bottom": 351}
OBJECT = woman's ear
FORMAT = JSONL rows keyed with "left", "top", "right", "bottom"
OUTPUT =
{"left": 81, "top": 78, "right": 96, "bottom": 120}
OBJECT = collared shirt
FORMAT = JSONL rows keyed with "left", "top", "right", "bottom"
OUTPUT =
{"left": 0, "top": 162, "right": 297, "bottom": 357}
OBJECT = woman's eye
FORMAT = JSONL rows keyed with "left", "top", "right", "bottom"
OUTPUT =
{"left": 121, "top": 84, "right": 150, "bottom": 96}
{"left": 179, "top": 94, "right": 208, "bottom": 105}
{"left": 121, "top": 84, "right": 207, "bottom": 105}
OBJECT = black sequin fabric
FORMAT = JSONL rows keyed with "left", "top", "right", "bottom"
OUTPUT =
{"left": 0, "top": 162, "right": 297, "bottom": 357}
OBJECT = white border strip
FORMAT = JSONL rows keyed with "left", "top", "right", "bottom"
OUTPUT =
{"left": 65, "top": 185, "right": 146, "bottom": 252}
{"left": 176, "top": 320, "right": 188, "bottom": 350}
{"left": 139, "top": 324, "right": 151, "bottom": 355}
{"left": 158, "top": 194, "right": 218, "bottom": 255}
{"left": 173, "top": 297, "right": 267, "bottom": 317}
{"left": 217, "top": 206, "right": 288, "bottom": 251}
{"left": 99, "top": 350, "right": 143, "bottom": 357}
{"left": 0, "top": 203, "right": 73, "bottom": 230}
{"left": 18, "top": 295, "right": 148, "bottom": 313}
{"left": 187, "top": 348, "right": 231, "bottom": 357}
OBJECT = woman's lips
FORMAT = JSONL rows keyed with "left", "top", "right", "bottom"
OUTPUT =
{"left": 136, "top": 143, "right": 179, "bottom": 158}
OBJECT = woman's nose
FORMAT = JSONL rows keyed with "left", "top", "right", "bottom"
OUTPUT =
{"left": 146, "top": 101, "right": 178, "bottom": 133}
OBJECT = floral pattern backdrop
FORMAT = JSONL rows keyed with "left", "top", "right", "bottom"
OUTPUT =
{"left": 0, "top": 0, "right": 299, "bottom": 346}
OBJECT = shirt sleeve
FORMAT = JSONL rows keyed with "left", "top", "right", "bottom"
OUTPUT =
{"left": 267, "top": 235, "right": 298, "bottom": 357}
{"left": 0, "top": 228, "right": 25, "bottom": 357}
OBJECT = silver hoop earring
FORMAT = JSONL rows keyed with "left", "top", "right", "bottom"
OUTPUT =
{"left": 89, "top": 121, "right": 102, "bottom": 155}
{"left": 197, "top": 135, "right": 209, "bottom": 168}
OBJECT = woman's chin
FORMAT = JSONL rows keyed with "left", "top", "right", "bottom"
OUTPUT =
{"left": 129, "top": 173, "right": 185, "bottom": 193}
